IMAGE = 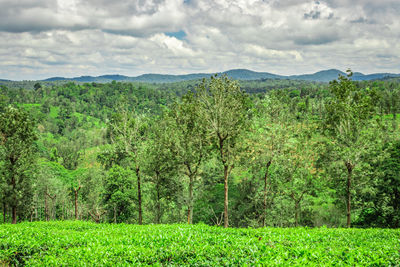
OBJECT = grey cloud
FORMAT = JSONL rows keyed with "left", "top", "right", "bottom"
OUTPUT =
{"left": 0, "top": 0, "right": 184, "bottom": 36}
{"left": 293, "top": 33, "right": 339, "bottom": 45}
{"left": 78, "top": 0, "right": 165, "bottom": 16}
{"left": 376, "top": 54, "right": 393, "bottom": 59}
{"left": 0, "top": 2, "right": 89, "bottom": 33}
{"left": 350, "top": 17, "right": 367, "bottom": 23}
{"left": 0, "top": 0, "right": 56, "bottom": 9}
{"left": 270, "top": 0, "right": 304, "bottom": 9}
{"left": 304, "top": 11, "right": 321, "bottom": 20}
{"left": 0, "top": 0, "right": 399, "bottom": 80}
{"left": 350, "top": 17, "right": 377, "bottom": 24}
{"left": 40, "top": 60, "right": 69, "bottom": 66}
{"left": 0, "top": 17, "right": 89, "bottom": 33}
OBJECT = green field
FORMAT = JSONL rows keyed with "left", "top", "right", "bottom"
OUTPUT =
{"left": 0, "top": 222, "right": 399, "bottom": 266}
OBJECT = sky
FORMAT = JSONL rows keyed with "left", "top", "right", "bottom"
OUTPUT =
{"left": 0, "top": 0, "right": 399, "bottom": 80}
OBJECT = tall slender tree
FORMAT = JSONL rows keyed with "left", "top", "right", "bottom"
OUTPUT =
{"left": 247, "top": 93, "right": 292, "bottom": 226}
{"left": 166, "top": 92, "right": 209, "bottom": 224}
{"left": 104, "top": 106, "right": 149, "bottom": 225}
{"left": 196, "top": 75, "right": 250, "bottom": 228}
{"left": 145, "top": 117, "right": 180, "bottom": 224}
{"left": 0, "top": 106, "right": 37, "bottom": 224}
{"left": 323, "top": 70, "right": 377, "bottom": 228}
{"left": 276, "top": 123, "right": 319, "bottom": 227}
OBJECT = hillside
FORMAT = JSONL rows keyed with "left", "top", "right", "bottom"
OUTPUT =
{"left": 36, "top": 69, "right": 400, "bottom": 83}
{"left": 0, "top": 76, "right": 399, "bottom": 229}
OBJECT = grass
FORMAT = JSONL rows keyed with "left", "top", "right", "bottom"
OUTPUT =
{"left": 0, "top": 221, "right": 399, "bottom": 266}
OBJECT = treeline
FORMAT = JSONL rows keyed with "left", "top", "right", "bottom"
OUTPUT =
{"left": 0, "top": 72, "right": 399, "bottom": 228}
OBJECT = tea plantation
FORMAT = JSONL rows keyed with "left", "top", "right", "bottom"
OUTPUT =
{"left": 0, "top": 221, "right": 399, "bottom": 266}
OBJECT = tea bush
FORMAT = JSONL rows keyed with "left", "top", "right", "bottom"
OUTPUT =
{"left": 0, "top": 221, "right": 399, "bottom": 266}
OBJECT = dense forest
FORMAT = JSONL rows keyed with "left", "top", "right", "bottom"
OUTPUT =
{"left": 0, "top": 72, "right": 399, "bottom": 228}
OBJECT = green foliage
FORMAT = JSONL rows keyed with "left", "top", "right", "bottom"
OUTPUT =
{"left": 0, "top": 74, "right": 399, "bottom": 229}
{"left": 165, "top": 91, "right": 209, "bottom": 223}
{"left": 324, "top": 70, "right": 377, "bottom": 144}
{"left": 196, "top": 75, "right": 251, "bottom": 161}
{"left": 0, "top": 106, "right": 38, "bottom": 223}
{"left": 103, "top": 165, "right": 136, "bottom": 223}
{"left": 356, "top": 140, "right": 400, "bottom": 227}
{"left": 104, "top": 105, "right": 149, "bottom": 169}
{"left": 0, "top": 221, "right": 399, "bottom": 266}
{"left": 195, "top": 75, "right": 251, "bottom": 227}
{"left": 322, "top": 70, "right": 381, "bottom": 227}
{"left": 144, "top": 118, "right": 182, "bottom": 224}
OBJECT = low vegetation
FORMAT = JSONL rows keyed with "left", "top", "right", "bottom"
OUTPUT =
{"left": 0, "top": 72, "right": 399, "bottom": 228}
{"left": 1, "top": 221, "right": 399, "bottom": 266}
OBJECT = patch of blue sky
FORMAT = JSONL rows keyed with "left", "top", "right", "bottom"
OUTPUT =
{"left": 165, "top": 30, "right": 186, "bottom": 40}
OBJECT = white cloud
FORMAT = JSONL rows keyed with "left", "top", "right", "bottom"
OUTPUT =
{"left": 0, "top": 0, "right": 399, "bottom": 79}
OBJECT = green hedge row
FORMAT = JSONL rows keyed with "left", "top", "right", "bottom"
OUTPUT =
{"left": 1, "top": 221, "right": 399, "bottom": 266}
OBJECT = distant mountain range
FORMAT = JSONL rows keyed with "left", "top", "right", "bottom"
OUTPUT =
{"left": 6, "top": 69, "right": 400, "bottom": 83}
{"left": 290, "top": 69, "right": 400, "bottom": 82}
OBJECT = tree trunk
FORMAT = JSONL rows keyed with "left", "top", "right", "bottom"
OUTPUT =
{"left": 3, "top": 202, "right": 6, "bottom": 223}
{"left": 295, "top": 201, "right": 299, "bottom": 227}
{"left": 345, "top": 161, "right": 353, "bottom": 228}
{"left": 156, "top": 181, "right": 161, "bottom": 224}
{"left": 10, "top": 172, "right": 17, "bottom": 224}
{"left": 11, "top": 173, "right": 17, "bottom": 224}
{"left": 392, "top": 112, "right": 397, "bottom": 130}
{"left": 11, "top": 205, "right": 17, "bottom": 224}
{"left": 49, "top": 195, "right": 56, "bottom": 220}
{"left": 113, "top": 205, "right": 117, "bottom": 224}
{"left": 74, "top": 190, "right": 78, "bottom": 220}
{"left": 223, "top": 165, "right": 229, "bottom": 228}
{"left": 218, "top": 136, "right": 230, "bottom": 228}
{"left": 73, "top": 183, "right": 81, "bottom": 220}
{"left": 187, "top": 174, "right": 194, "bottom": 224}
{"left": 136, "top": 167, "right": 143, "bottom": 225}
{"left": 89, "top": 210, "right": 105, "bottom": 223}
{"left": 263, "top": 160, "right": 272, "bottom": 227}
{"left": 30, "top": 208, "right": 34, "bottom": 222}
{"left": 45, "top": 191, "right": 49, "bottom": 221}
{"left": 53, "top": 198, "right": 56, "bottom": 220}
{"left": 62, "top": 200, "right": 65, "bottom": 220}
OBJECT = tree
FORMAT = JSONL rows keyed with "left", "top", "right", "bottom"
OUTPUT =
{"left": 323, "top": 70, "right": 377, "bottom": 227}
{"left": 103, "top": 165, "right": 136, "bottom": 223}
{"left": 104, "top": 106, "right": 148, "bottom": 224}
{"left": 57, "top": 140, "right": 81, "bottom": 170}
{"left": 376, "top": 140, "right": 400, "bottom": 227}
{"left": 33, "top": 82, "right": 42, "bottom": 91}
{"left": 196, "top": 75, "right": 250, "bottom": 227}
{"left": 247, "top": 93, "right": 292, "bottom": 226}
{"left": 378, "top": 83, "right": 400, "bottom": 130}
{"left": 0, "top": 106, "right": 37, "bottom": 224}
{"left": 35, "top": 160, "right": 71, "bottom": 221}
{"left": 166, "top": 92, "right": 208, "bottom": 224}
{"left": 73, "top": 181, "right": 81, "bottom": 220}
{"left": 356, "top": 139, "right": 400, "bottom": 227}
{"left": 145, "top": 118, "right": 181, "bottom": 224}
{"left": 275, "top": 123, "right": 319, "bottom": 227}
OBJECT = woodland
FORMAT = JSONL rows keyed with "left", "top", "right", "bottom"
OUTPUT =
{"left": 0, "top": 72, "right": 399, "bottom": 228}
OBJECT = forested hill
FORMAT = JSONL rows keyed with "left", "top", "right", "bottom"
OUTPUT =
{"left": 4, "top": 68, "right": 398, "bottom": 83}
{"left": 0, "top": 75, "right": 399, "bottom": 228}
{"left": 0, "top": 78, "right": 324, "bottom": 93}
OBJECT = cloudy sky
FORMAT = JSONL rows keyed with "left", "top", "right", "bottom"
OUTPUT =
{"left": 0, "top": 0, "right": 399, "bottom": 80}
